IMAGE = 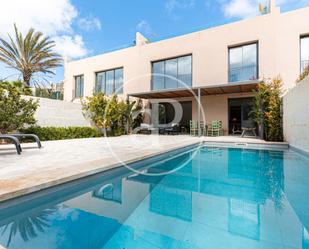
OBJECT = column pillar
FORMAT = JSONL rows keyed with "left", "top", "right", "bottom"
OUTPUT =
{"left": 198, "top": 88, "right": 201, "bottom": 137}
{"left": 126, "top": 94, "right": 130, "bottom": 135}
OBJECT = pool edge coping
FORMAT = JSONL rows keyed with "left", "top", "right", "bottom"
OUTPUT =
{"left": 202, "top": 140, "right": 289, "bottom": 151}
{"left": 0, "top": 138, "right": 291, "bottom": 204}
{"left": 0, "top": 140, "right": 202, "bottom": 203}
{"left": 290, "top": 145, "right": 309, "bottom": 157}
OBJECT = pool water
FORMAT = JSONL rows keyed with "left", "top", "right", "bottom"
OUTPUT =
{"left": 0, "top": 146, "right": 309, "bottom": 249}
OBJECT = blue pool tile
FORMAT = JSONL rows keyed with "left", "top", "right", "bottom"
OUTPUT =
{"left": 133, "top": 229, "right": 182, "bottom": 249}
{"left": 102, "top": 226, "right": 161, "bottom": 249}
{"left": 192, "top": 193, "right": 229, "bottom": 230}
{"left": 0, "top": 147, "right": 309, "bottom": 249}
{"left": 182, "top": 221, "right": 287, "bottom": 249}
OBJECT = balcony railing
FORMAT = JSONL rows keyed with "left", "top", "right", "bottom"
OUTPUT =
{"left": 229, "top": 65, "right": 258, "bottom": 83}
{"left": 151, "top": 74, "right": 192, "bottom": 91}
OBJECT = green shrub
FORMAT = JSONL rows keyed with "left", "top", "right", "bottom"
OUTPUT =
{"left": 250, "top": 77, "right": 283, "bottom": 142}
{"left": 35, "top": 88, "right": 63, "bottom": 100}
{"left": 267, "top": 77, "right": 283, "bottom": 142}
{"left": 20, "top": 126, "right": 101, "bottom": 141}
{"left": 296, "top": 65, "right": 309, "bottom": 83}
{"left": 0, "top": 82, "right": 38, "bottom": 133}
{"left": 0, "top": 80, "right": 32, "bottom": 95}
{"left": 82, "top": 93, "right": 143, "bottom": 136}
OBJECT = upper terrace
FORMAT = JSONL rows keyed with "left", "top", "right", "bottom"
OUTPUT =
{"left": 64, "top": 4, "right": 309, "bottom": 102}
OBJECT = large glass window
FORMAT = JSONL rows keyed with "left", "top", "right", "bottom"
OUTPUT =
{"left": 74, "top": 75, "right": 84, "bottom": 98}
{"left": 106, "top": 71, "right": 114, "bottom": 95}
{"left": 95, "top": 68, "right": 124, "bottom": 95}
{"left": 114, "top": 68, "right": 124, "bottom": 94}
{"left": 229, "top": 43, "right": 258, "bottom": 82}
{"left": 152, "top": 61, "right": 165, "bottom": 90}
{"left": 95, "top": 72, "right": 105, "bottom": 93}
{"left": 178, "top": 56, "right": 192, "bottom": 85}
{"left": 301, "top": 36, "right": 309, "bottom": 73}
{"left": 165, "top": 58, "right": 178, "bottom": 89}
{"left": 152, "top": 55, "right": 192, "bottom": 90}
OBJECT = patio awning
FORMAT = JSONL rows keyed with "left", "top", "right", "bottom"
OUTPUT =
{"left": 129, "top": 80, "right": 260, "bottom": 99}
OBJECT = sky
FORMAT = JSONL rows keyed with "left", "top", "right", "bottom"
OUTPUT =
{"left": 0, "top": 0, "right": 308, "bottom": 85}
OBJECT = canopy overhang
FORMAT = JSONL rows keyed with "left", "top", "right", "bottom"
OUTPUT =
{"left": 129, "top": 80, "right": 260, "bottom": 99}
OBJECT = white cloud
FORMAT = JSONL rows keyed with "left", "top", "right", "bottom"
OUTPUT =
{"left": 136, "top": 20, "right": 155, "bottom": 37}
{"left": 0, "top": 0, "right": 96, "bottom": 59}
{"left": 223, "top": 0, "right": 258, "bottom": 18}
{"left": 53, "top": 35, "right": 88, "bottom": 58}
{"left": 78, "top": 16, "right": 102, "bottom": 31}
{"left": 0, "top": 0, "right": 77, "bottom": 36}
{"left": 165, "top": 0, "right": 195, "bottom": 13}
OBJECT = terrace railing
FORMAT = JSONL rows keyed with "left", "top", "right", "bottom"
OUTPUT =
{"left": 229, "top": 65, "right": 258, "bottom": 83}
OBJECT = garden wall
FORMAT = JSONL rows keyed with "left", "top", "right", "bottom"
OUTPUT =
{"left": 23, "top": 96, "right": 91, "bottom": 127}
{"left": 283, "top": 77, "right": 309, "bottom": 153}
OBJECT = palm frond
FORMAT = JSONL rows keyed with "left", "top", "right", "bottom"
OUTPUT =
{"left": 0, "top": 24, "right": 62, "bottom": 86}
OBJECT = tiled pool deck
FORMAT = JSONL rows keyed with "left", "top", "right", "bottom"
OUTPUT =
{"left": 0, "top": 135, "right": 288, "bottom": 202}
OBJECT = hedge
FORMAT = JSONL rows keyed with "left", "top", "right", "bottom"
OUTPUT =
{"left": 20, "top": 126, "right": 102, "bottom": 141}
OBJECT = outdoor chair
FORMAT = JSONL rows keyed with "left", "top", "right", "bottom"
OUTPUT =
{"left": 241, "top": 127, "right": 257, "bottom": 137}
{"left": 139, "top": 123, "right": 152, "bottom": 134}
{"left": 241, "top": 120, "right": 257, "bottom": 138}
{"left": 190, "top": 121, "right": 198, "bottom": 136}
{"left": 139, "top": 123, "right": 159, "bottom": 134}
{"left": 0, "top": 135, "right": 22, "bottom": 155}
{"left": 207, "top": 120, "right": 224, "bottom": 137}
{"left": 164, "top": 123, "right": 180, "bottom": 135}
{"left": 200, "top": 121, "right": 207, "bottom": 136}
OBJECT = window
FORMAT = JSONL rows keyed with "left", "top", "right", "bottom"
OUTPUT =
{"left": 301, "top": 36, "right": 309, "bottom": 73}
{"left": 74, "top": 75, "right": 84, "bottom": 98}
{"left": 95, "top": 68, "right": 123, "bottom": 95}
{"left": 165, "top": 58, "right": 178, "bottom": 89}
{"left": 95, "top": 72, "right": 105, "bottom": 93}
{"left": 152, "top": 61, "right": 165, "bottom": 90}
{"left": 152, "top": 55, "right": 192, "bottom": 90}
{"left": 114, "top": 68, "right": 124, "bottom": 94}
{"left": 106, "top": 71, "right": 114, "bottom": 95}
{"left": 229, "top": 43, "right": 258, "bottom": 82}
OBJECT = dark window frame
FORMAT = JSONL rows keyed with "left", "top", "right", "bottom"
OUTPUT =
{"left": 74, "top": 74, "right": 84, "bottom": 98}
{"left": 228, "top": 41, "right": 259, "bottom": 83}
{"left": 94, "top": 67, "right": 124, "bottom": 95}
{"left": 300, "top": 34, "right": 309, "bottom": 74}
{"left": 151, "top": 54, "right": 192, "bottom": 90}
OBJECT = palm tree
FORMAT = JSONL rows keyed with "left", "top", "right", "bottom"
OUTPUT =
{"left": 0, "top": 24, "right": 62, "bottom": 86}
{"left": 1, "top": 206, "right": 58, "bottom": 247}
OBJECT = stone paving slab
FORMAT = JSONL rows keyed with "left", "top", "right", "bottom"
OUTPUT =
{"left": 0, "top": 135, "right": 201, "bottom": 202}
{"left": 0, "top": 135, "right": 288, "bottom": 202}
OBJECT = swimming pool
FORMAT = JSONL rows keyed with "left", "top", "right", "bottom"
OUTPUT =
{"left": 0, "top": 145, "right": 308, "bottom": 249}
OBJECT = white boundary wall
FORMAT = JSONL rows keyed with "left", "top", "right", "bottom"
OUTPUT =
{"left": 23, "top": 96, "right": 91, "bottom": 127}
{"left": 283, "top": 77, "right": 309, "bottom": 153}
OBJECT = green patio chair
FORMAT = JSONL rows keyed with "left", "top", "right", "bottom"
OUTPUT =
{"left": 200, "top": 121, "right": 207, "bottom": 136}
{"left": 190, "top": 120, "right": 198, "bottom": 136}
{"left": 207, "top": 120, "right": 223, "bottom": 136}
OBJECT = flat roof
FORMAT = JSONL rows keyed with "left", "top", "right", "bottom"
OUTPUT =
{"left": 129, "top": 81, "right": 261, "bottom": 99}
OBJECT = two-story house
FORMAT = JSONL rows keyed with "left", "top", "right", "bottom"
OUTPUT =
{"left": 63, "top": 1, "right": 309, "bottom": 135}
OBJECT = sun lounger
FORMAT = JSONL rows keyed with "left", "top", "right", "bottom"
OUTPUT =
{"left": 0, "top": 135, "right": 22, "bottom": 154}
{"left": 10, "top": 134, "right": 42, "bottom": 148}
{"left": 139, "top": 123, "right": 159, "bottom": 134}
{"left": 163, "top": 123, "right": 180, "bottom": 135}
